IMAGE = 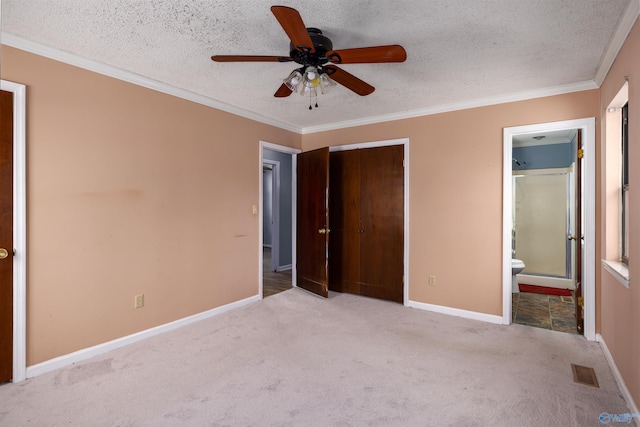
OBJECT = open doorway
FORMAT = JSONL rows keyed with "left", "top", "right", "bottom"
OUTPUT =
{"left": 511, "top": 129, "right": 580, "bottom": 334}
{"left": 260, "top": 142, "right": 299, "bottom": 298}
{"left": 503, "top": 118, "right": 595, "bottom": 340}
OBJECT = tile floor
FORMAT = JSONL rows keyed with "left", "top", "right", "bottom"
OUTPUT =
{"left": 512, "top": 291, "right": 578, "bottom": 334}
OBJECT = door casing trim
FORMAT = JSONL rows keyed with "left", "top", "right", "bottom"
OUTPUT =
{"left": 503, "top": 118, "right": 596, "bottom": 340}
{"left": 1, "top": 79, "right": 27, "bottom": 382}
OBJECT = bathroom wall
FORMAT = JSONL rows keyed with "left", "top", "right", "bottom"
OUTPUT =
{"left": 512, "top": 142, "right": 574, "bottom": 170}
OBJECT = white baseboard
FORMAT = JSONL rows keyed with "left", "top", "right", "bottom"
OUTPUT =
{"left": 276, "top": 264, "right": 292, "bottom": 272}
{"left": 518, "top": 274, "right": 575, "bottom": 290}
{"left": 407, "top": 300, "right": 504, "bottom": 325}
{"left": 597, "top": 334, "right": 640, "bottom": 426}
{"left": 26, "top": 294, "right": 260, "bottom": 379}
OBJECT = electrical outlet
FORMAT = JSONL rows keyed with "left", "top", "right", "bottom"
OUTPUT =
{"left": 428, "top": 275, "right": 436, "bottom": 286}
{"left": 135, "top": 294, "right": 144, "bottom": 309}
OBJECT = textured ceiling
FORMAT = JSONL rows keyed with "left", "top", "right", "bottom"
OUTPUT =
{"left": 1, "top": 1, "right": 634, "bottom": 132}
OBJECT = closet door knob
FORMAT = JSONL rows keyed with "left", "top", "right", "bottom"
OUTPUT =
{"left": 318, "top": 227, "right": 330, "bottom": 234}
{"left": 0, "top": 248, "right": 8, "bottom": 259}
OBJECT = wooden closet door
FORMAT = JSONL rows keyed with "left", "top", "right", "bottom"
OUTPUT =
{"left": 359, "top": 145, "right": 404, "bottom": 302}
{"left": 328, "top": 145, "right": 404, "bottom": 303}
{"left": 328, "top": 150, "right": 361, "bottom": 294}
{"left": 297, "top": 147, "right": 330, "bottom": 298}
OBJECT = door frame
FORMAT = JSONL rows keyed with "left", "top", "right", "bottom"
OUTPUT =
{"left": 1, "top": 80, "right": 27, "bottom": 382}
{"left": 503, "top": 118, "right": 595, "bottom": 340}
{"left": 259, "top": 142, "right": 300, "bottom": 298}
{"left": 262, "top": 160, "right": 280, "bottom": 271}
{"left": 329, "top": 138, "right": 410, "bottom": 304}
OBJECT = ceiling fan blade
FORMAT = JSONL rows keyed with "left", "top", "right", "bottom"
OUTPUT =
{"left": 274, "top": 83, "right": 293, "bottom": 97}
{"left": 327, "top": 45, "right": 407, "bottom": 64}
{"left": 324, "top": 65, "right": 375, "bottom": 96}
{"left": 270, "top": 6, "right": 315, "bottom": 53}
{"left": 212, "top": 55, "right": 292, "bottom": 62}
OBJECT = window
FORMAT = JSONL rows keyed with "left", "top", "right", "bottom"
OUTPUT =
{"left": 603, "top": 82, "right": 629, "bottom": 286}
{"left": 621, "top": 102, "right": 629, "bottom": 264}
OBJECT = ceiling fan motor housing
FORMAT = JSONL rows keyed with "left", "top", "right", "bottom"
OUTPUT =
{"left": 289, "top": 28, "right": 333, "bottom": 66}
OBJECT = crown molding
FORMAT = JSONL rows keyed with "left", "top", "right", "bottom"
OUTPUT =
{"left": 0, "top": 32, "right": 605, "bottom": 136}
{"left": 594, "top": 0, "right": 640, "bottom": 86}
{"left": 301, "top": 80, "right": 599, "bottom": 134}
{"left": 0, "top": 33, "right": 303, "bottom": 134}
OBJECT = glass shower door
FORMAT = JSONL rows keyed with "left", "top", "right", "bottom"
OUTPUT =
{"left": 514, "top": 172, "right": 570, "bottom": 278}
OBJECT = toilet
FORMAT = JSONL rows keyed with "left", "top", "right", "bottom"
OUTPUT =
{"left": 511, "top": 259, "right": 526, "bottom": 293}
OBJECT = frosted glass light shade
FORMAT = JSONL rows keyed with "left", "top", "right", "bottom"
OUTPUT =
{"left": 299, "top": 85, "right": 318, "bottom": 97}
{"left": 319, "top": 73, "right": 337, "bottom": 94}
{"left": 302, "top": 66, "right": 320, "bottom": 89}
{"left": 283, "top": 70, "right": 303, "bottom": 92}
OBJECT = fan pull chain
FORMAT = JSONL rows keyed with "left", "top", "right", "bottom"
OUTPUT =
{"left": 308, "top": 93, "right": 319, "bottom": 110}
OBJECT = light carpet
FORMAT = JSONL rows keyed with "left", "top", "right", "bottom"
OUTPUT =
{"left": 0, "top": 288, "right": 630, "bottom": 426}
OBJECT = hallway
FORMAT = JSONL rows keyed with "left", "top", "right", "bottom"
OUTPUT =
{"left": 263, "top": 247, "right": 292, "bottom": 298}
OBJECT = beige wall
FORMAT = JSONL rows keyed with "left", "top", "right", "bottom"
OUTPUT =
{"left": 302, "top": 90, "right": 599, "bottom": 316}
{"left": 599, "top": 17, "right": 640, "bottom": 410}
{"left": 1, "top": 46, "right": 301, "bottom": 364}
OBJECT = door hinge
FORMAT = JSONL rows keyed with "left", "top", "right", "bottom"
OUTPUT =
{"left": 577, "top": 296, "right": 584, "bottom": 307}
{"left": 577, "top": 148, "right": 584, "bottom": 159}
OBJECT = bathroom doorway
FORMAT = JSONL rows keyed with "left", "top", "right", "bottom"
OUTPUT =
{"left": 503, "top": 118, "right": 595, "bottom": 340}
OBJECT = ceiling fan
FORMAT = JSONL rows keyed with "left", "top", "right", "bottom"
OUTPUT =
{"left": 211, "top": 5, "right": 407, "bottom": 102}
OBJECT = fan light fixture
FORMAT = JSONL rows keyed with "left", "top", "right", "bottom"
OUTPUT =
{"left": 283, "top": 66, "right": 336, "bottom": 108}
{"left": 212, "top": 6, "right": 408, "bottom": 107}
